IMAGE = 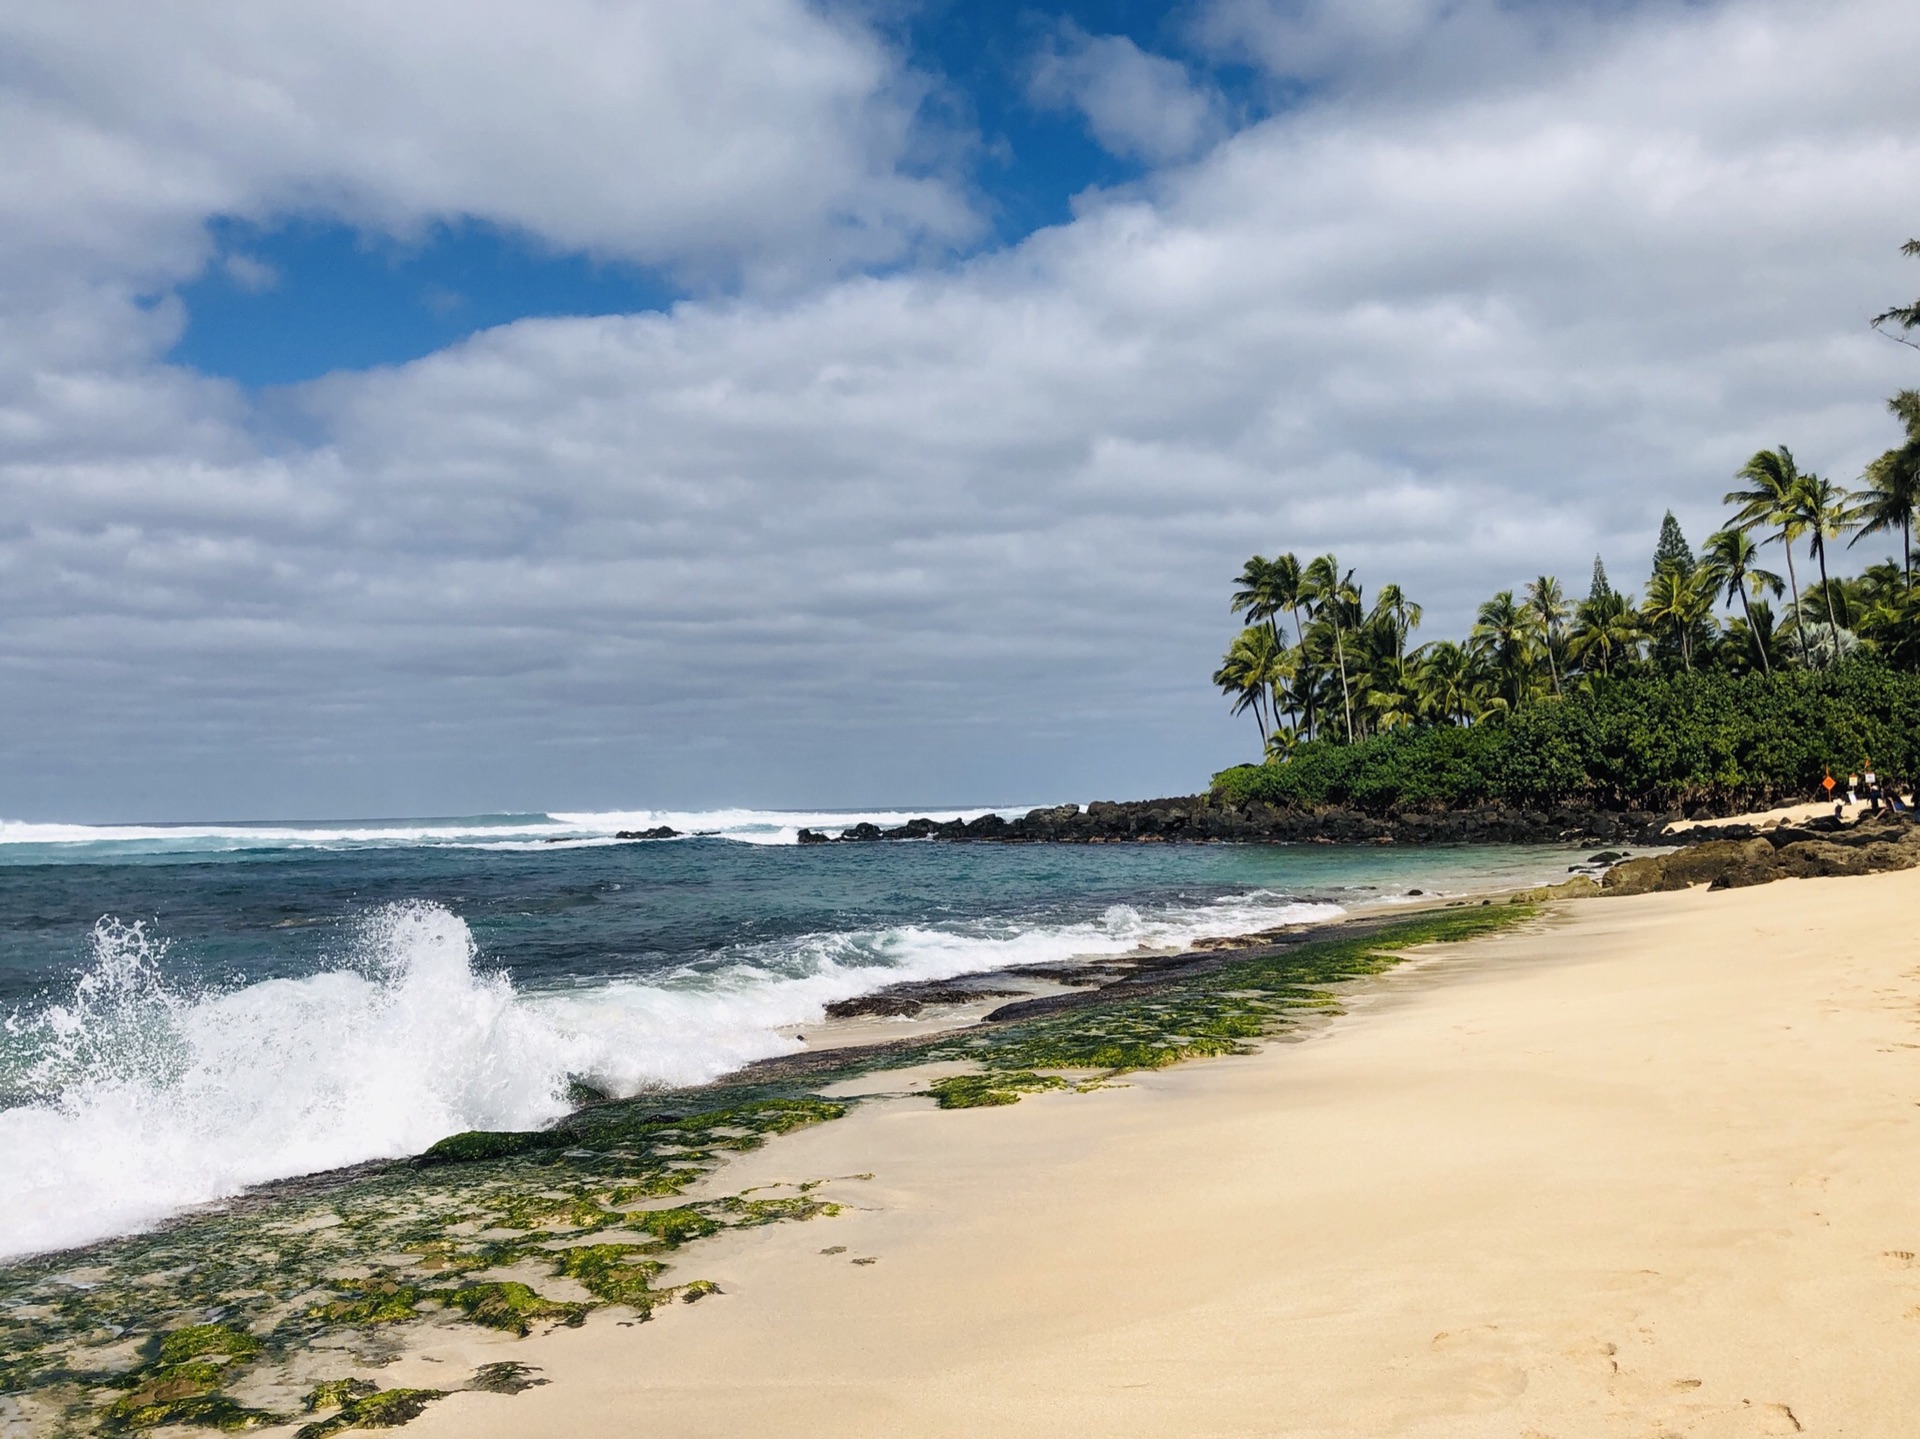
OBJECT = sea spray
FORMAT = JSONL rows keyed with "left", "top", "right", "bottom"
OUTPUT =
{"left": 0, "top": 902, "right": 586, "bottom": 1259}
{"left": 0, "top": 889, "right": 1346, "bottom": 1258}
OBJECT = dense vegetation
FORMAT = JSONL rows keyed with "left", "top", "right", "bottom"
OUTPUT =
{"left": 1211, "top": 238, "right": 1920, "bottom": 812}
{"left": 1214, "top": 664, "right": 1920, "bottom": 815}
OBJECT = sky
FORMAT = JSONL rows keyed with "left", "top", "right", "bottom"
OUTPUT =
{"left": 2, "top": 0, "right": 1917, "bottom": 821}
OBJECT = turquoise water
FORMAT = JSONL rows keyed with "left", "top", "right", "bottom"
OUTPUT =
{"left": 0, "top": 808, "right": 1593, "bottom": 1258}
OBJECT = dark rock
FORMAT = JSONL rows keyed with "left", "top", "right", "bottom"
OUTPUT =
{"left": 796, "top": 828, "right": 831, "bottom": 844}
{"left": 615, "top": 826, "right": 678, "bottom": 841}
{"left": 825, "top": 994, "right": 925, "bottom": 1018}
{"left": 779, "top": 792, "right": 1688, "bottom": 849}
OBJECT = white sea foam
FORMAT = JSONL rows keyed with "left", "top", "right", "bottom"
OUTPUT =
{"left": 0, "top": 889, "right": 1337, "bottom": 1260}
{"left": 0, "top": 806, "right": 1033, "bottom": 857}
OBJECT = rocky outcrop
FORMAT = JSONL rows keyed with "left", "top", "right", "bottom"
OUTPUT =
{"left": 1601, "top": 812, "right": 1920, "bottom": 894}
{"left": 814, "top": 797, "right": 1668, "bottom": 847}
{"left": 614, "top": 827, "right": 678, "bottom": 840}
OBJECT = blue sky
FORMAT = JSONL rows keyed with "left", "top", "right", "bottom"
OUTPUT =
{"left": 169, "top": 0, "right": 1248, "bottom": 386}
{"left": 3, "top": 0, "right": 1918, "bottom": 819}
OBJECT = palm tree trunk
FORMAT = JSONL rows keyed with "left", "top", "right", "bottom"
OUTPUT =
{"left": 1816, "top": 543, "right": 1840, "bottom": 666}
{"left": 1332, "top": 627, "right": 1354, "bottom": 743}
{"left": 1736, "top": 584, "right": 1769, "bottom": 674}
{"left": 1287, "top": 605, "right": 1313, "bottom": 741}
{"left": 1781, "top": 533, "right": 1808, "bottom": 666}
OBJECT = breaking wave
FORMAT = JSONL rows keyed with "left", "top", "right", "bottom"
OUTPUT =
{"left": 0, "top": 889, "right": 1337, "bottom": 1260}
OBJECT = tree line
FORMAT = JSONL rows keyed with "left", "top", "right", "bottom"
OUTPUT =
{"left": 1215, "top": 241, "right": 1920, "bottom": 763}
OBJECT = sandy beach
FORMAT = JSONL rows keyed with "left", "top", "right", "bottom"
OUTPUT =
{"left": 377, "top": 869, "right": 1920, "bottom": 1438}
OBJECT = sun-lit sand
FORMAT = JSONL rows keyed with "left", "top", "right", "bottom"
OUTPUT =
{"left": 397, "top": 872, "right": 1920, "bottom": 1438}
{"left": 1665, "top": 795, "right": 1911, "bottom": 832}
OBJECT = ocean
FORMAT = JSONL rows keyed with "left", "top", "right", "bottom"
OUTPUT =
{"left": 0, "top": 809, "right": 1593, "bottom": 1261}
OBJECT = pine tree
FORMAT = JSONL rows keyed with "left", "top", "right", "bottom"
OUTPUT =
{"left": 1587, "top": 555, "right": 1612, "bottom": 606}
{"left": 1651, "top": 511, "right": 1695, "bottom": 579}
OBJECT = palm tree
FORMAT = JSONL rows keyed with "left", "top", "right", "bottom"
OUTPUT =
{"left": 1726, "top": 446, "right": 1811, "bottom": 665}
{"left": 1471, "top": 590, "right": 1542, "bottom": 709}
{"left": 1792, "top": 471, "right": 1855, "bottom": 665}
{"left": 1230, "top": 555, "right": 1290, "bottom": 650}
{"left": 1523, "top": 576, "right": 1569, "bottom": 695}
{"left": 1699, "top": 527, "right": 1784, "bottom": 673}
{"left": 1267, "top": 553, "right": 1313, "bottom": 738}
{"left": 1641, "top": 565, "right": 1716, "bottom": 672}
{"left": 1370, "top": 583, "right": 1423, "bottom": 666}
{"left": 1872, "top": 238, "right": 1920, "bottom": 348}
{"left": 1304, "top": 554, "right": 1360, "bottom": 743}
{"left": 1411, "top": 640, "right": 1479, "bottom": 726}
{"left": 1213, "top": 626, "right": 1284, "bottom": 748}
{"left": 1851, "top": 391, "right": 1920, "bottom": 594}
{"left": 1568, "top": 590, "right": 1641, "bottom": 678}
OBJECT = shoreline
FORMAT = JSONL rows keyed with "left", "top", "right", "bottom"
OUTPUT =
{"left": 396, "top": 868, "right": 1920, "bottom": 1438}
{"left": 0, "top": 844, "right": 1676, "bottom": 1435}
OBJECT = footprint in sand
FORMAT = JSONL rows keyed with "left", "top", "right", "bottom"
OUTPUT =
{"left": 851, "top": 1257, "right": 879, "bottom": 1266}
{"left": 819, "top": 1245, "right": 847, "bottom": 1255}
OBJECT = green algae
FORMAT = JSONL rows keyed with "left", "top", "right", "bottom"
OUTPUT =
{"left": 303, "top": 1378, "right": 378, "bottom": 1411}
{"left": 292, "top": 1386, "right": 445, "bottom": 1437}
{"left": 927, "top": 1070, "right": 1070, "bottom": 1108}
{"left": 915, "top": 904, "right": 1533, "bottom": 1092}
{"left": 465, "top": 1361, "right": 547, "bottom": 1394}
{"left": 446, "top": 1281, "right": 587, "bottom": 1336}
{"left": 0, "top": 1095, "right": 850, "bottom": 1435}
{"left": 306, "top": 1279, "right": 421, "bottom": 1326}
{"left": 0, "top": 907, "right": 1534, "bottom": 1436}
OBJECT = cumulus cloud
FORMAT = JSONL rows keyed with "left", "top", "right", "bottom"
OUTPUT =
{"left": 1030, "top": 25, "right": 1228, "bottom": 164}
{"left": 0, "top": 0, "right": 972, "bottom": 300}
{"left": 1, "top": 0, "right": 1918, "bottom": 817}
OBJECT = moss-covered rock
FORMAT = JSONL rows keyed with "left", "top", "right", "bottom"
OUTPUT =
{"left": 446, "top": 1281, "right": 587, "bottom": 1336}
{"left": 928, "top": 1070, "right": 1069, "bottom": 1108}
{"left": 293, "top": 1386, "right": 445, "bottom": 1437}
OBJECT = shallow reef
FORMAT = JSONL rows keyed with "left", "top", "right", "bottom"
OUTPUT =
{"left": 1, "top": 905, "right": 1530, "bottom": 1435}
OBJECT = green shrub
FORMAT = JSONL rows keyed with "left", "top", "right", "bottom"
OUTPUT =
{"left": 1213, "top": 662, "right": 1920, "bottom": 814}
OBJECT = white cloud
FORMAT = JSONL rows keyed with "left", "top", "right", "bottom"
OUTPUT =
{"left": 1, "top": 0, "right": 1918, "bottom": 816}
{"left": 1030, "top": 26, "right": 1227, "bottom": 164}
{"left": 0, "top": 0, "right": 973, "bottom": 302}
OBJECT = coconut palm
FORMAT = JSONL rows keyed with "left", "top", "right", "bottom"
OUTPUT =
{"left": 1524, "top": 576, "right": 1569, "bottom": 695}
{"left": 1212, "top": 625, "right": 1285, "bottom": 748}
{"left": 1370, "top": 583, "right": 1423, "bottom": 666}
{"left": 1641, "top": 565, "right": 1716, "bottom": 672}
{"left": 1267, "top": 554, "right": 1315, "bottom": 737}
{"left": 1791, "top": 471, "right": 1855, "bottom": 665}
{"left": 1699, "top": 527, "right": 1784, "bottom": 674}
{"left": 1872, "top": 238, "right": 1920, "bottom": 348}
{"left": 1726, "top": 446, "right": 1812, "bottom": 665}
{"left": 1411, "top": 640, "right": 1480, "bottom": 726}
{"left": 1851, "top": 392, "right": 1920, "bottom": 594}
{"left": 1568, "top": 589, "right": 1641, "bottom": 678}
{"left": 1304, "top": 554, "right": 1361, "bottom": 743}
{"left": 1471, "top": 590, "right": 1542, "bottom": 709}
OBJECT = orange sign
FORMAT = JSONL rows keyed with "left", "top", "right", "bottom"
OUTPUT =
{"left": 1822, "top": 773, "right": 1837, "bottom": 793}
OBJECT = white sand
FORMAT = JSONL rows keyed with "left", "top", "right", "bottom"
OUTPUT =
{"left": 401, "top": 872, "right": 1920, "bottom": 1437}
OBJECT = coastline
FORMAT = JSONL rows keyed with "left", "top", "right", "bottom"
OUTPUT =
{"left": 39, "top": 838, "right": 1912, "bottom": 1436}
{"left": 387, "top": 868, "right": 1920, "bottom": 1438}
